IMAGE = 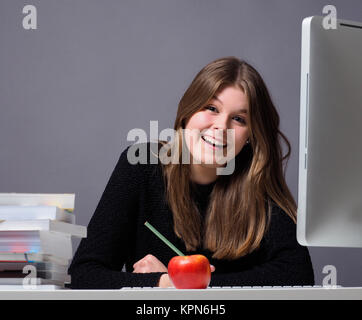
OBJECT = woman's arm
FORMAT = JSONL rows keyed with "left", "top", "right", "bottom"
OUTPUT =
{"left": 209, "top": 207, "right": 315, "bottom": 287}
{"left": 68, "top": 145, "right": 165, "bottom": 289}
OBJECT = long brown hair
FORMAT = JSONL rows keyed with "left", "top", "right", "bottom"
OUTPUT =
{"left": 159, "top": 56, "right": 296, "bottom": 260}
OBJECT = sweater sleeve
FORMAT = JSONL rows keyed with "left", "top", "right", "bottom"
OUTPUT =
{"left": 68, "top": 145, "right": 165, "bottom": 289}
{"left": 209, "top": 206, "right": 315, "bottom": 287}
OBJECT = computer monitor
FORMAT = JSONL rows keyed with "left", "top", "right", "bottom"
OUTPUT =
{"left": 297, "top": 16, "right": 362, "bottom": 247}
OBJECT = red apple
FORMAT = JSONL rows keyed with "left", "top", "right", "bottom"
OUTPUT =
{"left": 167, "top": 254, "right": 211, "bottom": 289}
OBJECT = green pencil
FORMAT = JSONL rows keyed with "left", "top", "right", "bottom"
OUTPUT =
{"left": 144, "top": 221, "right": 185, "bottom": 256}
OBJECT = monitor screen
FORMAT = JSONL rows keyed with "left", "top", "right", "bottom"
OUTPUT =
{"left": 297, "top": 16, "right": 362, "bottom": 247}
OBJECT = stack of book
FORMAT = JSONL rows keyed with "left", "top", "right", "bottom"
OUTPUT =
{"left": 0, "top": 193, "right": 86, "bottom": 290}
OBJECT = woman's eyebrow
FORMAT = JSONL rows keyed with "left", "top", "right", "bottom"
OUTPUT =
{"left": 211, "top": 96, "right": 248, "bottom": 114}
{"left": 212, "top": 95, "right": 222, "bottom": 103}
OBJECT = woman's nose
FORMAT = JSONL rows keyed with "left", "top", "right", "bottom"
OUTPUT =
{"left": 212, "top": 114, "right": 229, "bottom": 130}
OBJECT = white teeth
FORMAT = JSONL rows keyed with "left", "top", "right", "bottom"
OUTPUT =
{"left": 201, "top": 136, "right": 225, "bottom": 148}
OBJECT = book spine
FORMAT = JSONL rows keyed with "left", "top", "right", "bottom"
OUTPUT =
{"left": 0, "top": 194, "right": 75, "bottom": 211}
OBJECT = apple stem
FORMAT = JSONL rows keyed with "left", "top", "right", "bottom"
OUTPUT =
{"left": 144, "top": 221, "right": 185, "bottom": 256}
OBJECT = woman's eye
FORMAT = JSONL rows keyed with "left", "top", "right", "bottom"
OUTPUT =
{"left": 233, "top": 116, "right": 246, "bottom": 124}
{"left": 205, "top": 105, "right": 217, "bottom": 112}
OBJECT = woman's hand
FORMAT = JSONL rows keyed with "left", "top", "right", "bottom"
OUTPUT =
{"left": 158, "top": 273, "right": 173, "bottom": 288}
{"left": 132, "top": 254, "right": 168, "bottom": 273}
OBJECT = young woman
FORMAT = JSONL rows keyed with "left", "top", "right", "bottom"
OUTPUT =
{"left": 68, "top": 57, "right": 314, "bottom": 288}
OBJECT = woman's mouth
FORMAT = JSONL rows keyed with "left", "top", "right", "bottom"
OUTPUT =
{"left": 201, "top": 135, "right": 227, "bottom": 149}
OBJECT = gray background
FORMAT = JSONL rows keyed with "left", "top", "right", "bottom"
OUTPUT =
{"left": 1, "top": 0, "right": 361, "bottom": 286}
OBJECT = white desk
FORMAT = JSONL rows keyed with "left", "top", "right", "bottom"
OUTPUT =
{"left": 0, "top": 287, "right": 361, "bottom": 300}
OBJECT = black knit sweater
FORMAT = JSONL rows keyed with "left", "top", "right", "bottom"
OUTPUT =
{"left": 68, "top": 142, "right": 315, "bottom": 289}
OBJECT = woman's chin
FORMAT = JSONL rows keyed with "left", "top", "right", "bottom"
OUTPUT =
{"left": 194, "top": 158, "right": 227, "bottom": 168}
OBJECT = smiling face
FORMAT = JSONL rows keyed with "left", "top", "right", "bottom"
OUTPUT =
{"left": 184, "top": 85, "right": 250, "bottom": 183}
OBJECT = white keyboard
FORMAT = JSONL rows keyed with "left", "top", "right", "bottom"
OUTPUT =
{"left": 120, "top": 285, "right": 335, "bottom": 290}
{"left": 116, "top": 285, "right": 362, "bottom": 299}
